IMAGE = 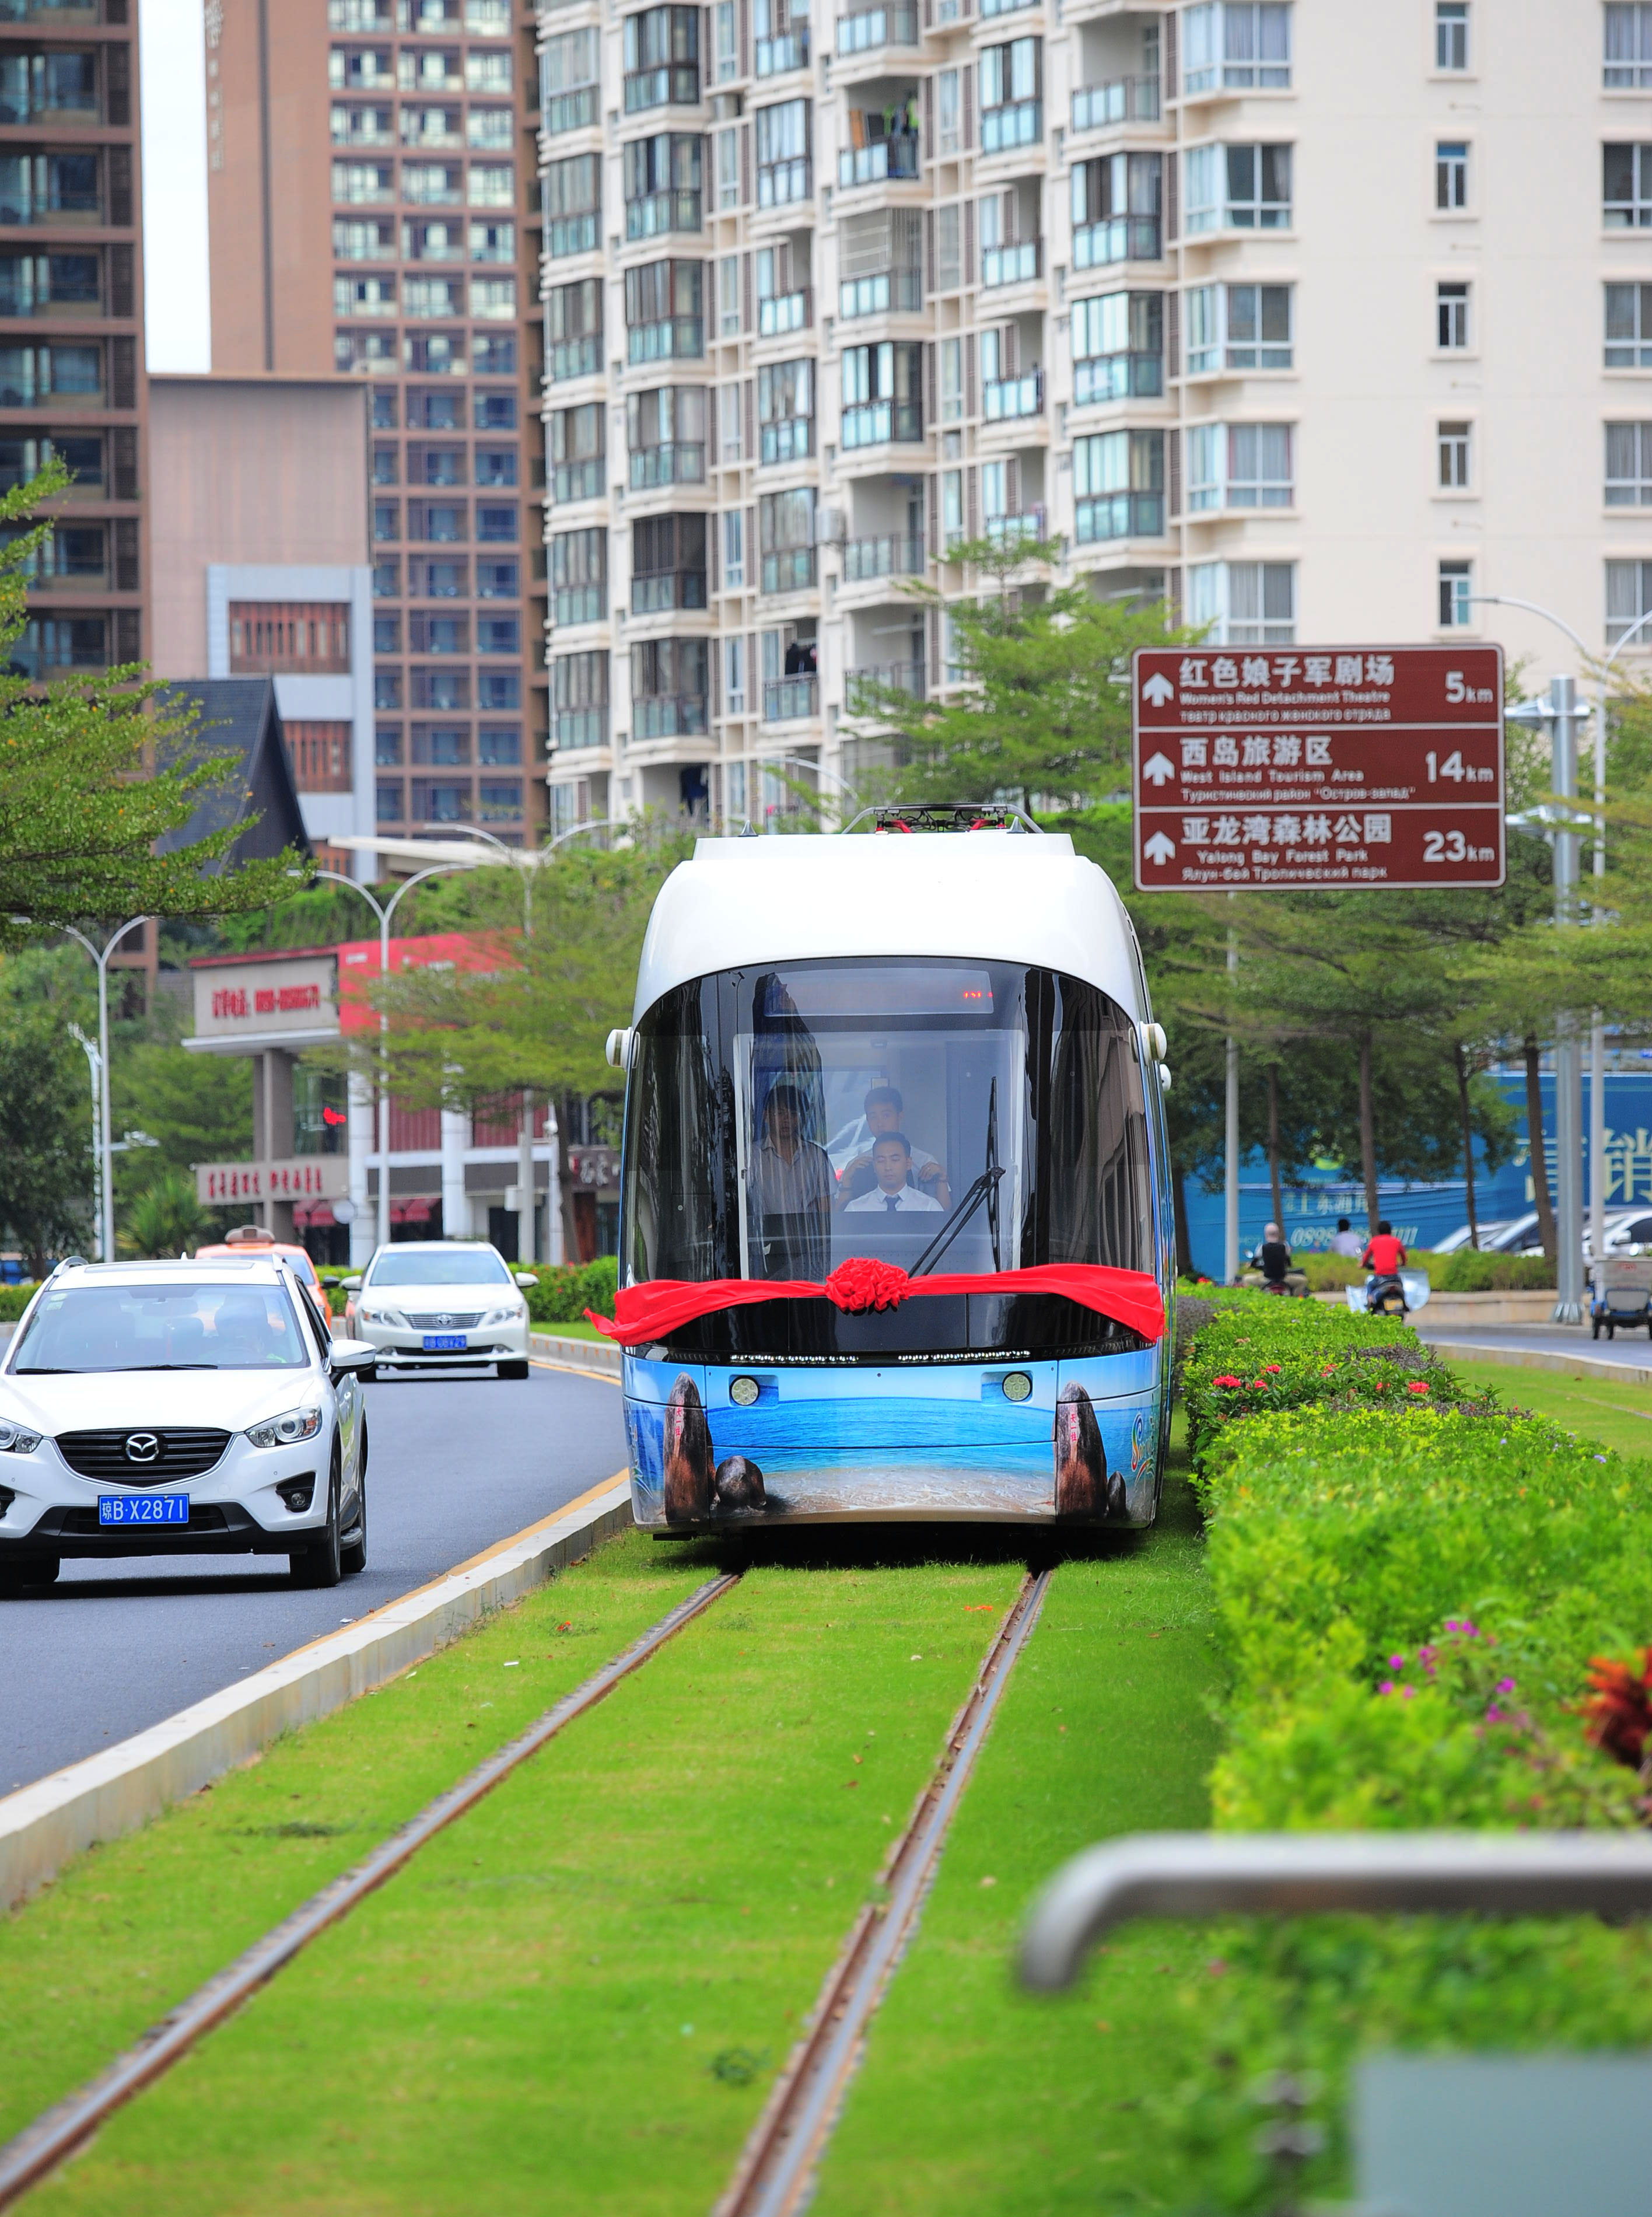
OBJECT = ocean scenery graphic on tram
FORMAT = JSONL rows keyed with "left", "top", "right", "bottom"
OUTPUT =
{"left": 600, "top": 835, "right": 1172, "bottom": 1527}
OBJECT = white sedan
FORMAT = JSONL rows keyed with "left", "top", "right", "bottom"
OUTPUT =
{"left": 341, "top": 1242, "right": 536, "bottom": 1379}
{"left": 0, "top": 1257, "right": 375, "bottom": 1596}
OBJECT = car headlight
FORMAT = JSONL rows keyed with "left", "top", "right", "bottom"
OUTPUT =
{"left": 481, "top": 1306, "right": 523, "bottom": 1327}
{"left": 359, "top": 1306, "right": 405, "bottom": 1328}
{"left": 0, "top": 1421, "right": 41, "bottom": 1454}
{"left": 247, "top": 1408, "right": 324, "bottom": 1449}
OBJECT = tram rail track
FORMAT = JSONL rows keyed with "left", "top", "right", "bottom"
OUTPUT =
{"left": 715, "top": 1565, "right": 1054, "bottom": 2217}
{"left": 0, "top": 1569, "right": 740, "bottom": 2212}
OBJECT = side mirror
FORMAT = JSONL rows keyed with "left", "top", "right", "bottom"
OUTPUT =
{"left": 340, "top": 1275, "right": 363, "bottom": 1292}
{"left": 514, "top": 1271, "right": 538, "bottom": 1290}
{"left": 330, "top": 1338, "right": 378, "bottom": 1377}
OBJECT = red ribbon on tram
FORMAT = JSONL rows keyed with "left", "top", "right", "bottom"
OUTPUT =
{"left": 584, "top": 1258, "right": 1165, "bottom": 1348}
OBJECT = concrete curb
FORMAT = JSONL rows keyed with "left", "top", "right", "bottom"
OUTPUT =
{"left": 0, "top": 1473, "right": 634, "bottom": 1913}
{"left": 530, "top": 1328, "right": 622, "bottom": 1377}
{"left": 1417, "top": 1337, "right": 1652, "bottom": 1388}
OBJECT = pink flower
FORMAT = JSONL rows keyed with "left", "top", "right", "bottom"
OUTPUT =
{"left": 1378, "top": 1681, "right": 1395, "bottom": 1695}
{"left": 1389, "top": 1654, "right": 1405, "bottom": 1669}
{"left": 1497, "top": 1677, "right": 1516, "bottom": 1693}
{"left": 1263, "top": 1363, "right": 1282, "bottom": 1374}
{"left": 1212, "top": 1373, "right": 1244, "bottom": 1389}
{"left": 1401, "top": 1686, "right": 1416, "bottom": 1700}
{"left": 1406, "top": 1381, "right": 1431, "bottom": 1395}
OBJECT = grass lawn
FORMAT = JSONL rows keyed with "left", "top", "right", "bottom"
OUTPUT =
{"left": 0, "top": 1533, "right": 718, "bottom": 2152}
{"left": 1451, "top": 1357, "right": 1652, "bottom": 1461}
{"left": 811, "top": 1424, "right": 1226, "bottom": 2216}
{"left": 21, "top": 1545, "right": 1028, "bottom": 2216}
{"left": 532, "top": 1319, "right": 607, "bottom": 1344}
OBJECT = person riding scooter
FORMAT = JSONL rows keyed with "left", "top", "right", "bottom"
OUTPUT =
{"left": 1362, "top": 1219, "right": 1409, "bottom": 1315}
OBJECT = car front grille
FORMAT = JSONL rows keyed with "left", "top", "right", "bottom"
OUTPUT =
{"left": 58, "top": 1504, "right": 230, "bottom": 1535}
{"left": 403, "top": 1312, "right": 485, "bottom": 1330}
{"left": 55, "top": 1428, "right": 232, "bottom": 1484}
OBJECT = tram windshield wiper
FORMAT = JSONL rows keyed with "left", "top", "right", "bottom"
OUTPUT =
{"left": 909, "top": 1080, "right": 1005, "bottom": 1278}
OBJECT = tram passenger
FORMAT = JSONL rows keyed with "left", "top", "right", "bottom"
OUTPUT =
{"left": 836, "top": 1086, "right": 950, "bottom": 1208}
{"left": 842, "top": 1133, "right": 945, "bottom": 1214}
{"left": 750, "top": 1080, "right": 835, "bottom": 1275}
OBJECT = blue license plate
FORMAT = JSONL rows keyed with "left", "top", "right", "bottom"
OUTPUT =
{"left": 423, "top": 1334, "right": 466, "bottom": 1351}
{"left": 98, "top": 1492, "right": 190, "bottom": 1527}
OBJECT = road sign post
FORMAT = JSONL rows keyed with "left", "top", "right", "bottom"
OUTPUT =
{"left": 1132, "top": 644, "right": 1506, "bottom": 893}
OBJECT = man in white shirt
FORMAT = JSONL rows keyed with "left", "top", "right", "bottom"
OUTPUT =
{"left": 844, "top": 1134, "right": 944, "bottom": 1213}
{"left": 836, "top": 1086, "right": 949, "bottom": 1208}
{"left": 1329, "top": 1216, "right": 1363, "bottom": 1259}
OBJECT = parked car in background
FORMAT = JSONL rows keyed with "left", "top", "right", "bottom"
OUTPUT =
{"left": 196, "top": 1226, "right": 334, "bottom": 1324}
{"left": 1432, "top": 1215, "right": 1541, "bottom": 1256}
{"left": 342, "top": 1242, "right": 536, "bottom": 1379}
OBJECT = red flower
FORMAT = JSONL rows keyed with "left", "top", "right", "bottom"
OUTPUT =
{"left": 824, "top": 1256, "right": 911, "bottom": 1314}
{"left": 1583, "top": 1649, "right": 1652, "bottom": 1768}
{"left": 1406, "top": 1381, "right": 1431, "bottom": 1395}
{"left": 1210, "top": 1373, "right": 1245, "bottom": 1389}
{"left": 1371, "top": 1382, "right": 1388, "bottom": 1393}
{"left": 1264, "top": 1363, "right": 1282, "bottom": 1374}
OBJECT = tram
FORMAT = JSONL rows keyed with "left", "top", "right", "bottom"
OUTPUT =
{"left": 595, "top": 807, "right": 1175, "bottom": 1529}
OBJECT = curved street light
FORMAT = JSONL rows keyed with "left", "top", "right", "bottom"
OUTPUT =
{"left": 61, "top": 917, "right": 148, "bottom": 1266}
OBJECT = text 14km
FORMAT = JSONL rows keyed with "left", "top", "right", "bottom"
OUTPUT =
{"left": 1424, "top": 749, "right": 1496, "bottom": 784}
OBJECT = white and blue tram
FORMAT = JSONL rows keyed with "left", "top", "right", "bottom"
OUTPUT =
{"left": 598, "top": 813, "right": 1175, "bottom": 1528}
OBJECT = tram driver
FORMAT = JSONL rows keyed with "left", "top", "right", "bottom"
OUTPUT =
{"left": 842, "top": 1133, "right": 945, "bottom": 1214}
{"left": 751, "top": 1080, "right": 835, "bottom": 1275}
{"left": 836, "top": 1086, "right": 950, "bottom": 1209}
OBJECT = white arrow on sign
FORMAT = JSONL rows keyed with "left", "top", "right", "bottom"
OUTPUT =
{"left": 1141, "top": 750, "right": 1176, "bottom": 786}
{"left": 1141, "top": 672, "right": 1176, "bottom": 707}
{"left": 1143, "top": 831, "right": 1177, "bottom": 865}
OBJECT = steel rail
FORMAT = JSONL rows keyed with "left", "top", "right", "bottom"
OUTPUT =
{"left": 0, "top": 1571, "right": 741, "bottom": 2211}
{"left": 717, "top": 1565, "right": 1052, "bottom": 2217}
{"left": 1018, "top": 1830, "right": 1652, "bottom": 1993}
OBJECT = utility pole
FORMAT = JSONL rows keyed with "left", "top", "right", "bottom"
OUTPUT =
{"left": 1224, "top": 905, "right": 1239, "bottom": 1284}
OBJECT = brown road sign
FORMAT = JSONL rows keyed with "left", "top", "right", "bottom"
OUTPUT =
{"left": 1132, "top": 643, "right": 1505, "bottom": 891}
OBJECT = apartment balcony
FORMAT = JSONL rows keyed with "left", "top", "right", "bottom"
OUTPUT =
{"left": 1070, "top": 75, "right": 1160, "bottom": 132}
{"left": 983, "top": 369, "right": 1043, "bottom": 421}
{"left": 835, "top": 2, "right": 918, "bottom": 55}
{"left": 759, "top": 416, "right": 813, "bottom": 465}
{"left": 548, "top": 211, "right": 600, "bottom": 257}
{"left": 553, "top": 586, "right": 607, "bottom": 625}
{"left": 1074, "top": 490, "right": 1164, "bottom": 544}
{"left": 629, "top": 439, "right": 706, "bottom": 488}
{"left": 755, "top": 27, "right": 810, "bottom": 73}
{"left": 758, "top": 286, "right": 813, "bottom": 335}
{"left": 548, "top": 334, "right": 603, "bottom": 382}
{"left": 979, "top": 0, "right": 1037, "bottom": 17}
{"left": 985, "top": 507, "right": 1047, "bottom": 550}
{"left": 627, "top": 316, "right": 704, "bottom": 363}
{"left": 979, "top": 99, "right": 1041, "bottom": 155}
{"left": 841, "top": 399, "right": 923, "bottom": 449}
{"left": 837, "top": 134, "right": 919, "bottom": 188}
{"left": 1072, "top": 214, "right": 1161, "bottom": 269}
{"left": 553, "top": 707, "right": 608, "bottom": 752}
{"left": 542, "top": 84, "right": 599, "bottom": 136}
{"left": 633, "top": 693, "right": 709, "bottom": 738}
{"left": 758, "top": 157, "right": 812, "bottom": 208}
{"left": 981, "top": 240, "right": 1041, "bottom": 290}
{"left": 632, "top": 567, "right": 708, "bottom": 614}
{"left": 842, "top": 533, "right": 923, "bottom": 582}
{"left": 554, "top": 457, "right": 606, "bottom": 501}
{"left": 1073, "top": 351, "right": 1163, "bottom": 405}
{"left": 761, "top": 547, "right": 817, "bottom": 593}
{"left": 625, "top": 187, "right": 702, "bottom": 240}
{"left": 839, "top": 267, "right": 922, "bottom": 319}
{"left": 762, "top": 674, "right": 818, "bottom": 722}
{"left": 623, "top": 64, "right": 700, "bottom": 113}
{"left": 846, "top": 659, "right": 925, "bottom": 709}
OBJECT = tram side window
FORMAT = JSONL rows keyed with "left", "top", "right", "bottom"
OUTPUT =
{"left": 1045, "top": 981, "right": 1153, "bottom": 1271}
{"left": 621, "top": 977, "right": 727, "bottom": 1283}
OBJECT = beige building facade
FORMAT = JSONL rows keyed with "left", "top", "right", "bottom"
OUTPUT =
{"left": 540, "top": 0, "right": 1652, "bottom": 834}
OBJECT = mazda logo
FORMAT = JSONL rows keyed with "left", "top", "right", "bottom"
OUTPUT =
{"left": 125, "top": 1433, "right": 161, "bottom": 1464}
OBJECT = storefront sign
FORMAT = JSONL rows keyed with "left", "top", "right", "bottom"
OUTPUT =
{"left": 195, "top": 1158, "right": 349, "bottom": 1205}
{"left": 192, "top": 953, "right": 340, "bottom": 1040}
{"left": 569, "top": 1145, "right": 621, "bottom": 1190}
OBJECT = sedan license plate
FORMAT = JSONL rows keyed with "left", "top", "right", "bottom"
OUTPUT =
{"left": 423, "top": 1333, "right": 466, "bottom": 1351}
{"left": 98, "top": 1492, "right": 189, "bottom": 1527}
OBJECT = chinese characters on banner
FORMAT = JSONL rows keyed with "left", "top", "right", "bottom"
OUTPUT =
{"left": 210, "top": 983, "right": 322, "bottom": 1021}
{"left": 1132, "top": 644, "right": 1505, "bottom": 890}
{"left": 199, "top": 1161, "right": 340, "bottom": 1204}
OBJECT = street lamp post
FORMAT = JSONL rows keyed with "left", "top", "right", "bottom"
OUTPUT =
{"left": 62, "top": 918, "right": 148, "bottom": 1268}
{"left": 66, "top": 1023, "right": 103, "bottom": 1260}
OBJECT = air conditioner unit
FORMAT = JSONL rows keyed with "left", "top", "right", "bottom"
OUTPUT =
{"left": 814, "top": 506, "right": 846, "bottom": 545}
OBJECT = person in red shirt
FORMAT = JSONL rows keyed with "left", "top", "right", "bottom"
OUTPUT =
{"left": 1362, "top": 1221, "right": 1408, "bottom": 1277}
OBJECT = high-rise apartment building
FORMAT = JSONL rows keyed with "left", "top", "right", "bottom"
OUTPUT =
{"left": 0, "top": 0, "right": 145, "bottom": 681}
{"left": 541, "top": 0, "right": 1652, "bottom": 834}
{"left": 205, "top": 0, "right": 548, "bottom": 848}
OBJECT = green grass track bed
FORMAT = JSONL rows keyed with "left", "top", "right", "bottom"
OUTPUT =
{"left": 17, "top": 1540, "right": 1026, "bottom": 2215}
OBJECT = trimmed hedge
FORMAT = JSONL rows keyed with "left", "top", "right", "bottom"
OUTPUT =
{"left": 522, "top": 1256, "right": 619, "bottom": 1326}
{"left": 0, "top": 1284, "right": 37, "bottom": 1323}
{"left": 1294, "top": 1248, "right": 1555, "bottom": 1293}
{"left": 1161, "top": 1292, "right": 1652, "bottom": 2208}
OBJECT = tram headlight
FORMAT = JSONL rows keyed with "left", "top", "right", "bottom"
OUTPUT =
{"left": 729, "top": 1375, "right": 761, "bottom": 1408}
{"left": 1002, "top": 1372, "right": 1033, "bottom": 1403}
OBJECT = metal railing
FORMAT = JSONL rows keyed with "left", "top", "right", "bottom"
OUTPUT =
{"left": 1073, "top": 350, "right": 1163, "bottom": 404}
{"left": 981, "top": 239, "right": 1040, "bottom": 289}
{"left": 631, "top": 569, "right": 708, "bottom": 613}
{"left": 841, "top": 398, "right": 923, "bottom": 447}
{"left": 980, "top": 97, "right": 1041, "bottom": 152}
{"left": 1072, "top": 213, "right": 1161, "bottom": 267}
{"left": 628, "top": 440, "right": 705, "bottom": 487}
{"left": 835, "top": 1, "right": 918, "bottom": 52}
{"left": 1074, "top": 489, "right": 1163, "bottom": 542}
{"left": 761, "top": 547, "right": 817, "bottom": 593}
{"left": 839, "top": 268, "right": 923, "bottom": 318}
{"left": 758, "top": 287, "right": 812, "bottom": 335}
{"left": 846, "top": 659, "right": 925, "bottom": 708}
{"left": 1070, "top": 74, "right": 1160, "bottom": 130}
{"left": 762, "top": 673, "right": 818, "bottom": 721}
{"left": 625, "top": 187, "right": 702, "bottom": 238}
{"left": 843, "top": 533, "right": 923, "bottom": 581}
{"left": 1019, "top": 1831, "right": 1652, "bottom": 1993}
{"left": 632, "top": 692, "right": 709, "bottom": 737}
{"left": 837, "top": 134, "right": 919, "bottom": 187}
{"left": 622, "top": 63, "right": 699, "bottom": 111}
{"left": 755, "top": 27, "right": 809, "bottom": 72}
{"left": 983, "top": 368, "right": 1042, "bottom": 419}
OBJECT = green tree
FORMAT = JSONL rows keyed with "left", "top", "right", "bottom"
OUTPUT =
{"left": 118, "top": 1171, "right": 209, "bottom": 1260}
{"left": 0, "top": 980, "right": 90, "bottom": 1274}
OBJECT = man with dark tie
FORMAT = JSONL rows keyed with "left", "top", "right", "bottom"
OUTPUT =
{"left": 843, "top": 1133, "right": 944, "bottom": 1214}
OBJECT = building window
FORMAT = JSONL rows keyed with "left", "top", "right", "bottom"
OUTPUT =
{"left": 332, "top": 159, "right": 394, "bottom": 204}
{"left": 475, "top": 447, "right": 517, "bottom": 488}
{"left": 938, "top": 68, "right": 960, "bottom": 154}
{"left": 1187, "top": 559, "right": 1294, "bottom": 645}
{"left": 480, "top": 725, "right": 521, "bottom": 765}
{"left": 478, "top": 616, "right": 520, "bottom": 653}
{"left": 551, "top": 400, "right": 605, "bottom": 499}
{"left": 554, "top": 650, "right": 608, "bottom": 749}
{"left": 287, "top": 722, "right": 354, "bottom": 793}
{"left": 1607, "top": 559, "right": 1652, "bottom": 645}
{"left": 715, "top": 0, "right": 738, "bottom": 81}
{"left": 940, "top": 336, "right": 963, "bottom": 418}
{"left": 1072, "top": 152, "right": 1163, "bottom": 267}
{"left": 544, "top": 152, "right": 601, "bottom": 256}
{"left": 1072, "top": 291, "right": 1164, "bottom": 403}
{"left": 477, "top": 560, "right": 517, "bottom": 598}
{"left": 541, "top": 26, "right": 599, "bottom": 134}
{"left": 1437, "top": 280, "right": 1470, "bottom": 349}
{"left": 376, "top": 779, "right": 404, "bottom": 823}
{"left": 403, "top": 331, "right": 466, "bottom": 375}
{"left": 627, "top": 384, "right": 707, "bottom": 485}
{"left": 1605, "top": 143, "right": 1652, "bottom": 227}
{"left": 1182, "top": 282, "right": 1290, "bottom": 375}
{"left": 1438, "top": 560, "right": 1472, "bottom": 628}
{"left": 228, "top": 602, "right": 350, "bottom": 673}
{"left": 623, "top": 5, "right": 699, "bottom": 111}
{"left": 476, "top": 503, "right": 518, "bottom": 543}
{"left": 632, "top": 511, "right": 708, "bottom": 612}
{"left": 467, "top": 165, "right": 514, "bottom": 209}
{"left": 474, "top": 391, "right": 516, "bottom": 432}
{"left": 375, "top": 723, "right": 403, "bottom": 765}
{"left": 1435, "top": 0, "right": 1468, "bottom": 69}
{"left": 631, "top": 636, "right": 709, "bottom": 735}
{"left": 759, "top": 486, "right": 817, "bottom": 592}
{"left": 1606, "top": 4, "right": 1652, "bottom": 87}
{"left": 1186, "top": 422, "right": 1293, "bottom": 510}
{"left": 943, "top": 469, "right": 963, "bottom": 550}
{"left": 841, "top": 341, "right": 923, "bottom": 446}
{"left": 478, "top": 781, "right": 524, "bottom": 822}
{"left": 412, "top": 779, "right": 474, "bottom": 825}
{"left": 979, "top": 36, "right": 1041, "bottom": 151}
{"left": 716, "top": 128, "right": 740, "bottom": 211}
{"left": 1606, "top": 421, "right": 1652, "bottom": 504}
{"left": 719, "top": 252, "right": 740, "bottom": 335}
{"left": 337, "top": 329, "right": 398, "bottom": 375}
{"left": 758, "top": 358, "right": 813, "bottom": 462}
{"left": 624, "top": 258, "right": 705, "bottom": 362}
{"left": 374, "top": 670, "right": 402, "bottom": 709}
{"left": 467, "top": 109, "right": 512, "bottom": 151}
{"left": 1607, "top": 282, "right": 1652, "bottom": 367}
{"left": 401, "top": 162, "right": 461, "bottom": 206}
{"left": 723, "top": 509, "right": 745, "bottom": 589}
{"left": 1182, "top": 3, "right": 1291, "bottom": 94}
{"left": 1436, "top": 139, "right": 1468, "bottom": 211}
{"left": 374, "top": 613, "right": 402, "bottom": 653}
{"left": 624, "top": 132, "right": 703, "bottom": 239}
{"left": 1184, "top": 142, "right": 1290, "bottom": 233}
{"left": 545, "top": 277, "right": 602, "bottom": 380}
{"left": 373, "top": 558, "right": 399, "bottom": 596}
{"left": 755, "top": 97, "right": 811, "bottom": 205}
{"left": 723, "top": 633, "right": 746, "bottom": 715}
{"left": 1073, "top": 429, "right": 1164, "bottom": 542}
{"left": 1437, "top": 419, "right": 1471, "bottom": 488}
{"left": 552, "top": 526, "right": 606, "bottom": 624}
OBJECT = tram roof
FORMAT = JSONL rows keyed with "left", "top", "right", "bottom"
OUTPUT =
{"left": 633, "top": 831, "right": 1150, "bottom": 1020}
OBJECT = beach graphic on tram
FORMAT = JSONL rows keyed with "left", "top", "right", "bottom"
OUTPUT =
{"left": 598, "top": 814, "right": 1175, "bottom": 1527}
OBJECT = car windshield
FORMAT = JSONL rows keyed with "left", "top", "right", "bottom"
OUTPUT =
{"left": 10, "top": 1281, "right": 311, "bottom": 1372}
{"left": 368, "top": 1249, "right": 513, "bottom": 1287}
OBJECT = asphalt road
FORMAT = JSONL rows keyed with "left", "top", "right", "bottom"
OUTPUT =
{"left": 1418, "top": 1322, "right": 1652, "bottom": 1369}
{"left": 0, "top": 1359, "right": 627, "bottom": 1797}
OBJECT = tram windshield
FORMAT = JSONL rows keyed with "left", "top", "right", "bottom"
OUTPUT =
{"left": 622, "top": 959, "right": 1152, "bottom": 1310}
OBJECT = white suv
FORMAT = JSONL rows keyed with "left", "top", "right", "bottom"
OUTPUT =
{"left": 0, "top": 1258, "right": 375, "bottom": 1596}
{"left": 341, "top": 1242, "right": 536, "bottom": 1378}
